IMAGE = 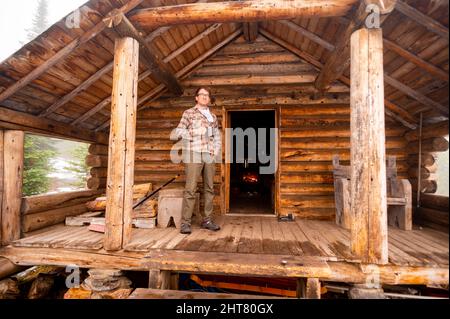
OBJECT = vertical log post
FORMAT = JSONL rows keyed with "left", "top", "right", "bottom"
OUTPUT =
{"left": 1, "top": 130, "right": 24, "bottom": 245}
{"left": 148, "top": 270, "right": 172, "bottom": 290}
{"left": 0, "top": 130, "right": 3, "bottom": 244}
{"left": 350, "top": 28, "right": 388, "bottom": 264}
{"left": 296, "top": 278, "right": 321, "bottom": 299}
{"left": 104, "top": 37, "right": 139, "bottom": 251}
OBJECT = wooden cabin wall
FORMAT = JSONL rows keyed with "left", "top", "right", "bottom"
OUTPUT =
{"left": 20, "top": 189, "right": 104, "bottom": 234}
{"left": 404, "top": 120, "right": 448, "bottom": 195}
{"left": 414, "top": 194, "right": 449, "bottom": 233}
{"left": 136, "top": 35, "right": 410, "bottom": 220}
{"left": 17, "top": 142, "right": 108, "bottom": 235}
{"left": 135, "top": 108, "right": 223, "bottom": 214}
{"left": 86, "top": 143, "right": 109, "bottom": 190}
{"left": 404, "top": 120, "right": 449, "bottom": 233}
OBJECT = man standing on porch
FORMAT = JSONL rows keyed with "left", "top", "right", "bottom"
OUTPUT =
{"left": 174, "top": 87, "right": 222, "bottom": 234}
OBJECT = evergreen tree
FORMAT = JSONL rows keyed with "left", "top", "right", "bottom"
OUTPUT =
{"left": 23, "top": 135, "right": 57, "bottom": 196}
{"left": 26, "top": 0, "right": 49, "bottom": 41}
{"left": 64, "top": 143, "right": 90, "bottom": 189}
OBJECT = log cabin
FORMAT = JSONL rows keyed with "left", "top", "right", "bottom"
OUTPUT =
{"left": 0, "top": 0, "right": 448, "bottom": 298}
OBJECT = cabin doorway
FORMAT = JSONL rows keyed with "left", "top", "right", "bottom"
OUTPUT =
{"left": 225, "top": 110, "right": 277, "bottom": 215}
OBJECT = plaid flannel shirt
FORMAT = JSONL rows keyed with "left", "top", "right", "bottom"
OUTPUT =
{"left": 174, "top": 106, "right": 221, "bottom": 156}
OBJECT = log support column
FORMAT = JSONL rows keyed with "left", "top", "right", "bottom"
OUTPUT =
{"left": 104, "top": 37, "right": 139, "bottom": 251}
{"left": 296, "top": 278, "right": 321, "bottom": 299}
{"left": 148, "top": 270, "right": 172, "bottom": 290}
{"left": 350, "top": 28, "right": 388, "bottom": 264}
{"left": 1, "top": 130, "right": 24, "bottom": 246}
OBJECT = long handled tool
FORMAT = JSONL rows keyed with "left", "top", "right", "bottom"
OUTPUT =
{"left": 133, "top": 174, "right": 181, "bottom": 209}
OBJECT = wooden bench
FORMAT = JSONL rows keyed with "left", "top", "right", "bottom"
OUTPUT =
{"left": 332, "top": 155, "right": 412, "bottom": 230}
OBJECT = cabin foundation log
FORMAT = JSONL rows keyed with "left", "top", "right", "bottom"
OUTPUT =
{"left": 348, "top": 284, "right": 385, "bottom": 299}
{"left": 350, "top": 28, "right": 388, "bottom": 264}
{"left": 0, "top": 247, "right": 447, "bottom": 286}
{"left": 104, "top": 37, "right": 139, "bottom": 251}
{"left": 0, "top": 257, "right": 24, "bottom": 280}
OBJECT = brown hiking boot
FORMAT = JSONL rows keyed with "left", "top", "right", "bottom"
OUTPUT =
{"left": 180, "top": 223, "right": 192, "bottom": 234}
{"left": 201, "top": 219, "right": 220, "bottom": 231}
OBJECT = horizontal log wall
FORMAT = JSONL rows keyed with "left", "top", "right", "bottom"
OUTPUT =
{"left": 405, "top": 121, "right": 448, "bottom": 195}
{"left": 406, "top": 121, "right": 449, "bottom": 233}
{"left": 414, "top": 194, "right": 449, "bottom": 233}
{"left": 135, "top": 106, "right": 223, "bottom": 214}
{"left": 137, "top": 35, "right": 410, "bottom": 220}
{"left": 21, "top": 189, "right": 104, "bottom": 233}
{"left": 86, "top": 143, "right": 108, "bottom": 190}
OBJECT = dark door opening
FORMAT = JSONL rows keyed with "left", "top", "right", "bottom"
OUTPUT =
{"left": 228, "top": 110, "right": 276, "bottom": 215}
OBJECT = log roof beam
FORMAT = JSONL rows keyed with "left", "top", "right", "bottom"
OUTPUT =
{"left": 73, "top": 23, "right": 226, "bottom": 127}
{"left": 281, "top": 19, "right": 448, "bottom": 83}
{"left": 384, "top": 74, "right": 449, "bottom": 117}
{"left": 259, "top": 28, "right": 418, "bottom": 129}
{"left": 278, "top": 20, "right": 335, "bottom": 51}
{"left": 395, "top": 0, "right": 449, "bottom": 40}
{"left": 314, "top": 0, "right": 397, "bottom": 93}
{"left": 0, "top": 0, "right": 144, "bottom": 105}
{"left": 104, "top": 11, "right": 183, "bottom": 96}
{"left": 0, "top": 106, "right": 108, "bottom": 144}
{"left": 94, "top": 28, "right": 243, "bottom": 132}
{"left": 38, "top": 61, "right": 114, "bottom": 118}
{"left": 129, "top": 0, "right": 357, "bottom": 30}
{"left": 38, "top": 0, "right": 210, "bottom": 120}
{"left": 383, "top": 38, "right": 448, "bottom": 83}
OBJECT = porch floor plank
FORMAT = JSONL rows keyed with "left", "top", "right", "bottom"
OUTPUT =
{"left": 9, "top": 216, "right": 448, "bottom": 268}
{"left": 275, "top": 220, "right": 303, "bottom": 255}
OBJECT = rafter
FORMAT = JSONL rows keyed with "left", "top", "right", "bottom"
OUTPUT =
{"left": 0, "top": 0, "right": 144, "bottom": 105}
{"left": 314, "top": 0, "right": 396, "bottom": 93}
{"left": 259, "top": 28, "right": 418, "bottom": 129}
{"left": 37, "top": 0, "right": 213, "bottom": 120}
{"left": 332, "top": 15, "right": 448, "bottom": 82}
{"left": 267, "top": 8, "right": 446, "bottom": 122}
{"left": 38, "top": 61, "right": 114, "bottom": 118}
{"left": 129, "top": 0, "right": 357, "bottom": 30}
{"left": 395, "top": 0, "right": 449, "bottom": 39}
{"left": 104, "top": 11, "right": 183, "bottom": 96}
{"left": 94, "top": 29, "right": 243, "bottom": 132}
{"left": 384, "top": 74, "right": 449, "bottom": 117}
{"left": 0, "top": 106, "right": 108, "bottom": 144}
{"left": 278, "top": 20, "right": 335, "bottom": 51}
{"left": 72, "top": 23, "right": 224, "bottom": 127}
{"left": 383, "top": 38, "right": 448, "bottom": 82}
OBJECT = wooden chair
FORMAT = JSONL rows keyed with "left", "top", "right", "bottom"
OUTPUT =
{"left": 332, "top": 155, "right": 412, "bottom": 230}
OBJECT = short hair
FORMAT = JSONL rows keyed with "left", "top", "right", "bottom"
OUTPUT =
{"left": 195, "top": 87, "right": 215, "bottom": 103}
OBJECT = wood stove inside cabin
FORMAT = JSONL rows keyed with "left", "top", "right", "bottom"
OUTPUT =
{"left": 229, "top": 110, "right": 276, "bottom": 215}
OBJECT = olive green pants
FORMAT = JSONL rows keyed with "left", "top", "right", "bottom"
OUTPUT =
{"left": 181, "top": 152, "right": 216, "bottom": 225}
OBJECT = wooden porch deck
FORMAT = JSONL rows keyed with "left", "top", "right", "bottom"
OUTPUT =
{"left": 9, "top": 216, "right": 449, "bottom": 268}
